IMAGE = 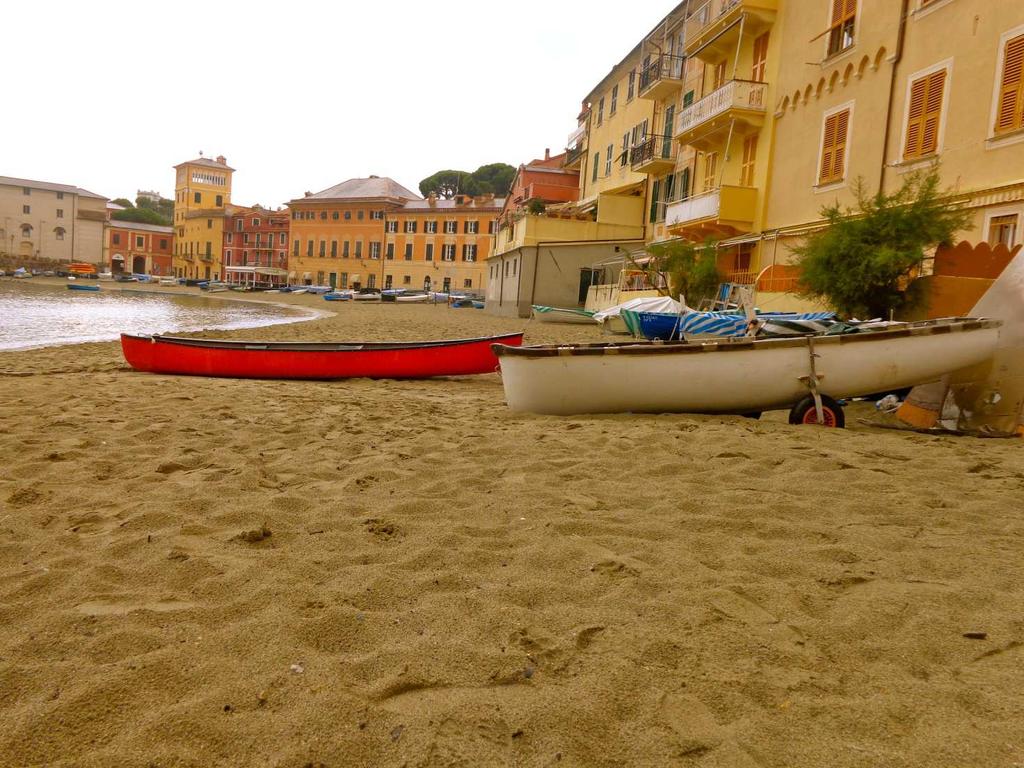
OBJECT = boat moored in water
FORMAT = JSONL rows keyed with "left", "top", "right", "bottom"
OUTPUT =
{"left": 122, "top": 332, "right": 525, "bottom": 380}
{"left": 67, "top": 283, "right": 100, "bottom": 292}
{"left": 492, "top": 317, "right": 1002, "bottom": 424}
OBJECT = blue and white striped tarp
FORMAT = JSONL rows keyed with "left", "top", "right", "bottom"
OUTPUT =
{"left": 633, "top": 310, "right": 838, "bottom": 340}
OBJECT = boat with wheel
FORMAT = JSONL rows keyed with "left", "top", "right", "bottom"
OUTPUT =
{"left": 492, "top": 317, "right": 1001, "bottom": 426}
{"left": 121, "top": 332, "right": 525, "bottom": 380}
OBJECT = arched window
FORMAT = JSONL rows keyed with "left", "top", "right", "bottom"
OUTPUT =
{"left": 21, "top": 224, "right": 33, "bottom": 237}
{"left": 54, "top": 226, "right": 66, "bottom": 241}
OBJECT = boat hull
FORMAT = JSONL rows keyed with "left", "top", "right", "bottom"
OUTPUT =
{"left": 67, "top": 284, "right": 100, "bottom": 292}
{"left": 122, "top": 333, "right": 524, "bottom": 380}
{"left": 494, "top": 319, "right": 1000, "bottom": 415}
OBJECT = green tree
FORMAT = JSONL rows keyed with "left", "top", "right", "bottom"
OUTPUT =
{"left": 419, "top": 170, "right": 470, "bottom": 199}
{"left": 418, "top": 163, "right": 516, "bottom": 199}
{"left": 112, "top": 207, "right": 171, "bottom": 226}
{"left": 794, "top": 167, "right": 971, "bottom": 318}
{"left": 470, "top": 163, "right": 515, "bottom": 195}
{"left": 641, "top": 239, "right": 722, "bottom": 304}
{"left": 136, "top": 195, "right": 175, "bottom": 221}
{"left": 112, "top": 197, "right": 134, "bottom": 209}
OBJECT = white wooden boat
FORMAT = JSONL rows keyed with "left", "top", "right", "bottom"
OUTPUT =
{"left": 353, "top": 291, "right": 380, "bottom": 302}
{"left": 531, "top": 305, "right": 598, "bottom": 325}
{"left": 396, "top": 292, "right": 431, "bottom": 303}
{"left": 493, "top": 318, "right": 1001, "bottom": 422}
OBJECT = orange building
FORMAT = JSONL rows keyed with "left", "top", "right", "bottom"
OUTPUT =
{"left": 498, "top": 149, "right": 580, "bottom": 228}
{"left": 287, "top": 176, "right": 502, "bottom": 292}
{"left": 223, "top": 205, "right": 290, "bottom": 287}
{"left": 107, "top": 221, "right": 174, "bottom": 276}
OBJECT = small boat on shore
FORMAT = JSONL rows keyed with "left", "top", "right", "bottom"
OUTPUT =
{"left": 492, "top": 317, "right": 1001, "bottom": 424}
{"left": 324, "top": 290, "right": 353, "bottom": 301}
{"left": 396, "top": 292, "right": 431, "bottom": 303}
{"left": 121, "top": 332, "right": 526, "bottom": 379}
{"left": 531, "top": 305, "right": 597, "bottom": 325}
{"left": 67, "top": 283, "right": 100, "bottom": 292}
{"left": 353, "top": 289, "right": 381, "bottom": 302}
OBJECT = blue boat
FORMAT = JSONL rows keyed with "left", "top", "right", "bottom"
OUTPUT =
{"left": 67, "top": 283, "right": 100, "bottom": 292}
{"left": 629, "top": 309, "right": 838, "bottom": 340}
{"left": 323, "top": 291, "right": 352, "bottom": 301}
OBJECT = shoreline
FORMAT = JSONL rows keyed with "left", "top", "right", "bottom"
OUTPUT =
{"left": 0, "top": 276, "right": 331, "bottom": 352}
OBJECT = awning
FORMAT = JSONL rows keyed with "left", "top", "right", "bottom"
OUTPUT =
{"left": 225, "top": 266, "right": 289, "bottom": 276}
{"left": 111, "top": 254, "right": 124, "bottom": 261}
{"left": 717, "top": 233, "right": 764, "bottom": 247}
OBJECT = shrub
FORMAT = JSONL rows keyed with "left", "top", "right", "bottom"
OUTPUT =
{"left": 794, "top": 167, "right": 971, "bottom": 318}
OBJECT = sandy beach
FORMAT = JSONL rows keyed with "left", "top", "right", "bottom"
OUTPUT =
{"left": 1, "top": 282, "right": 1023, "bottom": 767}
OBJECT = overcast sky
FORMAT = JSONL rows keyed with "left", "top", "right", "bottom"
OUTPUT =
{"left": 3, "top": 1, "right": 676, "bottom": 207}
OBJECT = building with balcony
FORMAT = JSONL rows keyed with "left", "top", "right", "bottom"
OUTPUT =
{"left": 498, "top": 149, "right": 580, "bottom": 229}
{"left": 762, "top": 0, "right": 1024, "bottom": 314}
{"left": 660, "top": 0, "right": 780, "bottom": 278}
{"left": 223, "top": 206, "right": 289, "bottom": 288}
{"left": 288, "top": 177, "right": 501, "bottom": 293}
{"left": 107, "top": 220, "right": 173, "bottom": 276}
{"left": 171, "top": 155, "right": 233, "bottom": 281}
{"left": 0, "top": 175, "right": 107, "bottom": 268}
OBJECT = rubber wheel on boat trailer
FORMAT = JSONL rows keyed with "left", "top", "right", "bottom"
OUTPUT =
{"left": 788, "top": 395, "right": 845, "bottom": 428}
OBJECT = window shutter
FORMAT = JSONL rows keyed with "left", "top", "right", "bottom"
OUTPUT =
{"left": 831, "top": 109, "right": 849, "bottom": 179}
{"left": 904, "top": 71, "right": 945, "bottom": 159}
{"left": 741, "top": 135, "right": 757, "bottom": 187}
{"left": 996, "top": 35, "right": 1024, "bottom": 133}
{"left": 820, "top": 116, "right": 835, "bottom": 183}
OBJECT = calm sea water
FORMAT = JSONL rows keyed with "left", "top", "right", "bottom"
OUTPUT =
{"left": 0, "top": 282, "right": 319, "bottom": 351}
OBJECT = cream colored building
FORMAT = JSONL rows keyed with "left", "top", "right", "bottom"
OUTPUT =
{"left": 763, "top": 0, "right": 1024, "bottom": 275}
{"left": 172, "top": 155, "right": 233, "bottom": 280}
{"left": 0, "top": 175, "right": 107, "bottom": 265}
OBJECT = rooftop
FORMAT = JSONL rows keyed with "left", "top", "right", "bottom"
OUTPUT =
{"left": 108, "top": 219, "right": 174, "bottom": 234}
{"left": 0, "top": 175, "right": 107, "bottom": 200}
{"left": 401, "top": 196, "right": 505, "bottom": 211}
{"left": 292, "top": 176, "right": 421, "bottom": 204}
{"left": 174, "top": 156, "right": 235, "bottom": 172}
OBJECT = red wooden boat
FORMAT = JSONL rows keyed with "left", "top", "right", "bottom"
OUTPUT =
{"left": 121, "top": 333, "right": 524, "bottom": 379}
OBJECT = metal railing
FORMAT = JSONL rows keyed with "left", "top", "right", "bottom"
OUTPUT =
{"left": 666, "top": 188, "right": 722, "bottom": 224}
{"left": 567, "top": 123, "right": 586, "bottom": 147}
{"left": 685, "top": 0, "right": 743, "bottom": 44}
{"left": 630, "top": 136, "right": 678, "bottom": 169}
{"left": 639, "top": 54, "right": 687, "bottom": 94}
{"left": 565, "top": 143, "right": 585, "bottom": 166}
{"left": 676, "top": 79, "right": 768, "bottom": 135}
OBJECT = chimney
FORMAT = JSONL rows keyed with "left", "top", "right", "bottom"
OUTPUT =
{"left": 304, "top": 191, "right": 313, "bottom": 197}
{"left": 215, "top": 155, "right": 227, "bottom": 166}
{"left": 544, "top": 148, "right": 550, "bottom": 161}
{"left": 428, "top": 192, "right": 437, "bottom": 208}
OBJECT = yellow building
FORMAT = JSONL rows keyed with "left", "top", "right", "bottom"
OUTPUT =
{"left": 288, "top": 177, "right": 501, "bottom": 293}
{"left": 516, "top": 0, "right": 1024, "bottom": 315}
{"left": 643, "top": 0, "right": 779, "bottom": 281}
{"left": 171, "top": 155, "right": 233, "bottom": 280}
{"left": 763, "top": 0, "right": 1024, "bottom": 287}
